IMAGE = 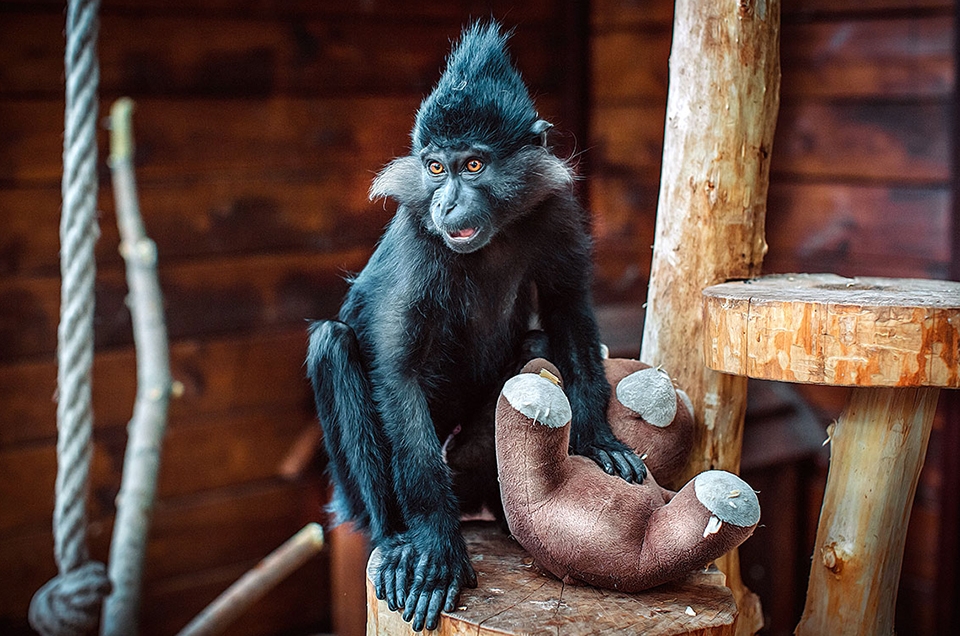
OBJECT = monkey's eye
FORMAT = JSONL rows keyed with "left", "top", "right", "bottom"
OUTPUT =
{"left": 428, "top": 161, "right": 445, "bottom": 175}
{"left": 465, "top": 159, "right": 484, "bottom": 173}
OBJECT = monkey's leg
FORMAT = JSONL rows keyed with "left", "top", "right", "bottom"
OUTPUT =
{"left": 307, "top": 320, "right": 397, "bottom": 543}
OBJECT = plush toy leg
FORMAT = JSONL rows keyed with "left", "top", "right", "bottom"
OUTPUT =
{"left": 604, "top": 359, "right": 695, "bottom": 486}
{"left": 630, "top": 470, "right": 760, "bottom": 591}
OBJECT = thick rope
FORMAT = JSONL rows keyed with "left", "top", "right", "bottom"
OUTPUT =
{"left": 29, "top": 0, "right": 111, "bottom": 633}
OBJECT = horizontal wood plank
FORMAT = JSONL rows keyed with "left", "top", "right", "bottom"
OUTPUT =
{"left": 773, "top": 100, "right": 950, "bottom": 183}
{"left": 784, "top": 0, "right": 953, "bottom": 15}
{"left": 141, "top": 555, "right": 330, "bottom": 636}
{"left": 0, "top": 95, "right": 564, "bottom": 186}
{"left": 593, "top": 101, "right": 950, "bottom": 185}
{"left": 0, "top": 173, "right": 388, "bottom": 277}
{"left": 0, "top": 407, "right": 316, "bottom": 534}
{"left": 781, "top": 17, "right": 954, "bottom": 99}
{"left": 764, "top": 182, "right": 951, "bottom": 279}
{"left": 0, "top": 14, "right": 563, "bottom": 98}
{"left": 591, "top": 0, "right": 675, "bottom": 29}
{"left": 589, "top": 103, "right": 668, "bottom": 175}
{"left": 0, "top": 329, "right": 314, "bottom": 446}
{"left": 2, "top": 0, "right": 553, "bottom": 19}
{"left": 0, "top": 248, "right": 364, "bottom": 361}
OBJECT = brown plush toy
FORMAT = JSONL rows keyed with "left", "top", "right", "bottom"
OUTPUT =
{"left": 495, "top": 358, "right": 760, "bottom": 593}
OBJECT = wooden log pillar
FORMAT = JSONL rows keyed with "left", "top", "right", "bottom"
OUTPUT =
{"left": 639, "top": 1, "right": 780, "bottom": 633}
{"left": 796, "top": 386, "right": 939, "bottom": 636}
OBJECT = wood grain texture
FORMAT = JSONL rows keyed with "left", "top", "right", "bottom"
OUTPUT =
{"left": 795, "top": 386, "right": 940, "bottom": 636}
{"left": 638, "top": 1, "right": 781, "bottom": 631}
{"left": 764, "top": 183, "right": 951, "bottom": 280}
{"left": 780, "top": 17, "right": 954, "bottom": 99}
{"left": 702, "top": 274, "right": 960, "bottom": 388}
{"left": 0, "top": 15, "right": 562, "bottom": 98}
{"left": 366, "top": 522, "right": 737, "bottom": 636}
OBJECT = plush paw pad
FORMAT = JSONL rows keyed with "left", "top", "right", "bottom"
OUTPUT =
{"left": 615, "top": 367, "right": 678, "bottom": 428}
{"left": 694, "top": 470, "right": 761, "bottom": 529}
{"left": 502, "top": 373, "right": 571, "bottom": 429}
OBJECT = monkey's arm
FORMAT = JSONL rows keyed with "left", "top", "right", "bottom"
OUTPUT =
{"left": 536, "top": 250, "right": 648, "bottom": 484}
{"left": 369, "top": 368, "right": 477, "bottom": 631}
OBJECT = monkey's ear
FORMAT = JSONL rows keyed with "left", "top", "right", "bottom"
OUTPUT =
{"left": 531, "top": 119, "right": 553, "bottom": 147}
{"left": 370, "top": 156, "right": 423, "bottom": 204}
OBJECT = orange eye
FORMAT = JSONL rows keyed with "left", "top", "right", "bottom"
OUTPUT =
{"left": 428, "top": 161, "right": 445, "bottom": 175}
{"left": 465, "top": 159, "right": 484, "bottom": 173}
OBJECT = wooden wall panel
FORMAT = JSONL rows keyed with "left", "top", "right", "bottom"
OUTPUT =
{"left": 1, "top": 15, "right": 563, "bottom": 98}
{"left": 0, "top": 330, "right": 313, "bottom": 446}
{"left": 0, "top": 250, "right": 364, "bottom": 360}
{"left": 781, "top": 17, "right": 954, "bottom": 99}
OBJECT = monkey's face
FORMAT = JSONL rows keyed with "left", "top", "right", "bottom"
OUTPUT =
{"left": 420, "top": 145, "right": 499, "bottom": 254}
{"left": 369, "top": 141, "right": 575, "bottom": 254}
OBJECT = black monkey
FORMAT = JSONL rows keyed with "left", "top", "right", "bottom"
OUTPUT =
{"left": 306, "top": 22, "right": 646, "bottom": 632}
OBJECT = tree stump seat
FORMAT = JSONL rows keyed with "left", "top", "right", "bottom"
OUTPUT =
{"left": 701, "top": 273, "right": 960, "bottom": 636}
{"left": 366, "top": 521, "right": 740, "bottom": 636}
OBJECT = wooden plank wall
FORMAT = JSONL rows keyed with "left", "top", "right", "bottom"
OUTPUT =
{"left": 591, "top": 0, "right": 955, "bottom": 634}
{"left": 0, "top": 2, "right": 584, "bottom": 634}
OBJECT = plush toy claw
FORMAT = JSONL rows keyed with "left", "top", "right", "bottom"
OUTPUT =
{"left": 495, "top": 359, "right": 760, "bottom": 592}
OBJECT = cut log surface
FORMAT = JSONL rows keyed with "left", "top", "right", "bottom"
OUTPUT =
{"left": 366, "top": 522, "right": 738, "bottom": 636}
{"left": 703, "top": 273, "right": 960, "bottom": 388}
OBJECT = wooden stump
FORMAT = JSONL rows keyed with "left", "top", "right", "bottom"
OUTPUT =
{"left": 701, "top": 273, "right": 960, "bottom": 636}
{"left": 366, "top": 522, "right": 739, "bottom": 636}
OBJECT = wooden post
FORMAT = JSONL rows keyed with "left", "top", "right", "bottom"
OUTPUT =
{"left": 796, "top": 387, "right": 939, "bottom": 636}
{"left": 639, "top": 1, "right": 780, "bottom": 633}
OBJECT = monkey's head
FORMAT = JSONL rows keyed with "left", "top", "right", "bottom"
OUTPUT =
{"left": 370, "top": 21, "right": 574, "bottom": 254}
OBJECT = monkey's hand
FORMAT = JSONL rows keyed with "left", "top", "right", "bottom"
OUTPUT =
{"left": 573, "top": 431, "right": 648, "bottom": 484}
{"left": 373, "top": 529, "right": 477, "bottom": 632}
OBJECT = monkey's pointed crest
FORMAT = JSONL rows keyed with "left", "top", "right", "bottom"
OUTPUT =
{"left": 412, "top": 21, "right": 541, "bottom": 155}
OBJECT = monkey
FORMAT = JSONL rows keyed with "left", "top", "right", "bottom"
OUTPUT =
{"left": 306, "top": 22, "right": 646, "bottom": 632}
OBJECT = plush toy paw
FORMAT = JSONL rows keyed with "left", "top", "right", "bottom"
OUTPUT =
{"left": 495, "top": 358, "right": 760, "bottom": 593}
{"left": 604, "top": 358, "right": 694, "bottom": 486}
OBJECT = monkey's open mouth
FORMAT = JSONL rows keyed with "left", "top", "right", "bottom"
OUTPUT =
{"left": 442, "top": 226, "right": 489, "bottom": 253}
{"left": 448, "top": 227, "right": 478, "bottom": 241}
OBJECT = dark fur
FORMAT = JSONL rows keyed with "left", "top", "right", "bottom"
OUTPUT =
{"left": 307, "top": 21, "right": 645, "bottom": 632}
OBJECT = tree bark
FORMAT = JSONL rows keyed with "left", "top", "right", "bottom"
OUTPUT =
{"left": 639, "top": 1, "right": 780, "bottom": 633}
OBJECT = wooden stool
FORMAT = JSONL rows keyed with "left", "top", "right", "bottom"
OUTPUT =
{"left": 701, "top": 273, "right": 960, "bottom": 636}
{"left": 366, "top": 521, "right": 740, "bottom": 635}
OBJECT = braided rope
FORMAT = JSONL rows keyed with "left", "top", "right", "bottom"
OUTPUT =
{"left": 29, "top": 0, "right": 111, "bottom": 633}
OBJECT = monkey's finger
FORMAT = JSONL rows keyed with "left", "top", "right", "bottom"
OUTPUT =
{"left": 382, "top": 552, "right": 401, "bottom": 610}
{"left": 402, "top": 557, "right": 433, "bottom": 622}
{"left": 393, "top": 546, "right": 413, "bottom": 610}
{"left": 593, "top": 449, "right": 616, "bottom": 475}
{"left": 610, "top": 451, "right": 635, "bottom": 482}
{"left": 443, "top": 581, "right": 460, "bottom": 613}
{"left": 424, "top": 586, "right": 447, "bottom": 631}
{"left": 409, "top": 588, "right": 433, "bottom": 633}
{"left": 464, "top": 563, "right": 478, "bottom": 588}
{"left": 375, "top": 549, "right": 398, "bottom": 602}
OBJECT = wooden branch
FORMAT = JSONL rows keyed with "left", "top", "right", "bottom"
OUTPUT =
{"left": 796, "top": 387, "right": 939, "bottom": 636}
{"left": 176, "top": 523, "right": 325, "bottom": 636}
{"left": 101, "top": 97, "right": 173, "bottom": 636}
{"left": 639, "top": 1, "right": 781, "bottom": 633}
